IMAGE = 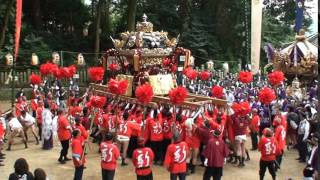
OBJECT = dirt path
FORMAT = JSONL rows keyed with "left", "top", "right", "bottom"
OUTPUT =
{"left": 1, "top": 137, "right": 305, "bottom": 180}
{"left": 0, "top": 101, "right": 306, "bottom": 180}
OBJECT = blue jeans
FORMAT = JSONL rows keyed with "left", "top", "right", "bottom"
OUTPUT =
{"left": 74, "top": 165, "right": 84, "bottom": 180}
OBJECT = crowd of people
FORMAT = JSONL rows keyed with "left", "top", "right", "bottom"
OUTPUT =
{"left": 0, "top": 72, "right": 318, "bottom": 180}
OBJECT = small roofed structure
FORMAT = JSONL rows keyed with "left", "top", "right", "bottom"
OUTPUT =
{"left": 272, "top": 29, "right": 318, "bottom": 77}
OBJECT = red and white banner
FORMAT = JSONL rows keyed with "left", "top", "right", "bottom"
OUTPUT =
{"left": 14, "top": 0, "right": 23, "bottom": 61}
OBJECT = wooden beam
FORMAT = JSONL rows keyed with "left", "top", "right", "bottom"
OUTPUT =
{"left": 188, "top": 94, "right": 227, "bottom": 106}
{"left": 95, "top": 90, "right": 157, "bottom": 107}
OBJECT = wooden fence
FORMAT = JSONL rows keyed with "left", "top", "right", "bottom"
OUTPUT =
{"left": 0, "top": 66, "right": 89, "bottom": 87}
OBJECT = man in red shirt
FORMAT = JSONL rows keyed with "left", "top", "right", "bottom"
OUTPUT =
{"left": 250, "top": 108, "right": 260, "bottom": 150}
{"left": 273, "top": 117, "right": 286, "bottom": 171}
{"left": 164, "top": 132, "right": 189, "bottom": 180}
{"left": 202, "top": 130, "right": 229, "bottom": 180}
{"left": 117, "top": 111, "right": 141, "bottom": 166}
{"left": 71, "top": 129, "right": 85, "bottom": 180}
{"left": 36, "top": 100, "right": 44, "bottom": 140}
{"left": 233, "top": 115, "right": 250, "bottom": 166}
{"left": 147, "top": 110, "right": 164, "bottom": 165}
{"left": 100, "top": 132, "right": 120, "bottom": 180}
{"left": 0, "top": 119, "right": 5, "bottom": 166}
{"left": 57, "top": 108, "right": 72, "bottom": 164}
{"left": 258, "top": 128, "right": 277, "bottom": 180}
{"left": 132, "top": 137, "right": 155, "bottom": 180}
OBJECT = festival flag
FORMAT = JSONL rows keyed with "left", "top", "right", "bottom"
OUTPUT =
{"left": 14, "top": 0, "right": 23, "bottom": 61}
{"left": 294, "top": 0, "right": 304, "bottom": 33}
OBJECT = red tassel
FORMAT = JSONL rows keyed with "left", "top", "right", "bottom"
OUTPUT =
{"left": 52, "top": 68, "right": 63, "bottom": 79}
{"left": 199, "top": 71, "right": 211, "bottom": 81}
{"left": 40, "top": 63, "right": 58, "bottom": 76}
{"left": 232, "top": 101, "right": 251, "bottom": 116}
{"left": 211, "top": 86, "right": 224, "bottom": 98}
{"left": 239, "top": 71, "right": 253, "bottom": 84}
{"left": 90, "top": 96, "right": 106, "bottom": 108}
{"left": 109, "top": 63, "right": 118, "bottom": 71}
{"left": 258, "top": 87, "right": 276, "bottom": 105}
{"left": 163, "top": 58, "right": 171, "bottom": 66}
{"left": 184, "top": 67, "right": 198, "bottom": 80}
{"left": 29, "top": 73, "right": 42, "bottom": 85}
{"left": 169, "top": 86, "right": 188, "bottom": 105}
{"left": 88, "top": 67, "right": 104, "bottom": 82}
{"left": 171, "top": 65, "right": 177, "bottom": 73}
{"left": 108, "top": 79, "right": 129, "bottom": 95}
{"left": 268, "top": 71, "right": 284, "bottom": 86}
{"left": 135, "top": 84, "right": 154, "bottom": 104}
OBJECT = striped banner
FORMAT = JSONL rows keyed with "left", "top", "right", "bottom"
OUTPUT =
{"left": 250, "top": 0, "right": 263, "bottom": 74}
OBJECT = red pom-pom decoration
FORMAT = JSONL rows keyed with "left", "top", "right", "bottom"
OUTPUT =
{"left": 199, "top": 71, "right": 211, "bottom": 81}
{"left": 108, "top": 63, "right": 119, "bottom": 71}
{"left": 88, "top": 67, "right": 104, "bottom": 82}
{"left": 169, "top": 86, "right": 188, "bottom": 105}
{"left": 184, "top": 67, "right": 198, "bottom": 80}
{"left": 232, "top": 101, "right": 251, "bottom": 117}
{"left": 135, "top": 84, "right": 154, "bottom": 104}
{"left": 211, "top": 86, "right": 224, "bottom": 99}
{"left": 108, "top": 79, "right": 129, "bottom": 95}
{"left": 163, "top": 58, "right": 171, "bottom": 66}
{"left": 29, "top": 74, "right": 42, "bottom": 85}
{"left": 40, "top": 63, "right": 58, "bottom": 76}
{"left": 60, "top": 67, "right": 73, "bottom": 79}
{"left": 171, "top": 65, "right": 177, "bottom": 73}
{"left": 52, "top": 68, "right": 63, "bottom": 79}
{"left": 239, "top": 71, "right": 253, "bottom": 84}
{"left": 258, "top": 87, "right": 276, "bottom": 105}
{"left": 90, "top": 96, "right": 106, "bottom": 108}
{"left": 68, "top": 65, "right": 77, "bottom": 75}
{"left": 268, "top": 71, "right": 284, "bottom": 86}
{"left": 108, "top": 63, "right": 118, "bottom": 71}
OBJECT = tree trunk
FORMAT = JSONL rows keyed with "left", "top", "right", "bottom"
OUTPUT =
{"left": 127, "top": 0, "right": 137, "bottom": 31}
{"left": 94, "top": 0, "right": 102, "bottom": 62}
{"left": 104, "top": 0, "right": 111, "bottom": 35}
{"left": 101, "top": 0, "right": 111, "bottom": 35}
{"left": 0, "top": 0, "right": 15, "bottom": 50}
{"left": 178, "top": 0, "right": 191, "bottom": 37}
{"left": 30, "top": 0, "right": 42, "bottom": 30}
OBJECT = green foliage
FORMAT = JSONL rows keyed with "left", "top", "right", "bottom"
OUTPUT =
{"left": 0, "top": 0, "right": 314, "bottom": 70}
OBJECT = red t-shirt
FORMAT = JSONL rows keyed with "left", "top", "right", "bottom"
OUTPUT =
{"left": 258, "top": 137, "right": 276, "bottom": 161}
{"left": 100, "top": 141, "right": 120, "bottom": 170}
{"left": 81, "top": 116, "right": 90, "bottom": 130}
{"left": 36, "top": 106, "right": 44, "bottom": 124}
{"left": 57, "top": 115, "right": 71, "bottom": 141}
{"left": 130, "top": 113, "right": 143, "bottom": 137}
{"left": 148, "top": 117, "right": 164, "bottom": 142}
{"left": 74, "top": 124, "right": 88, "bottom": 140}
{"left": 250, "top": 115, "right": 260, "bottom": 133}
{"left": 31, "top": 99, "right": 38, "bottom": 111}
{"left": 164, "top": 141, "right": 189, "bottom": 174}
{"left": 72, "top": 137, "right": 84, "bottom": 167}
{"left": 132, "top": 147, "right": 154, "bottom": 176}
{"left": 118, "top": 119, "right": 141, "bottom": 138}
{"left": 163, "top": 118, "right": 174, "bottom": 139}
{"left": 274, "top": 125, "right": 286, "bottom": 154}
{"left": 233, "top": 116, "right": 249, "bottom": 136}
{"left": 0, "top": 122, "right": 4, "bottom": 140}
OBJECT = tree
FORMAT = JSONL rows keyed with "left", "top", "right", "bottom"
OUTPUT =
{"left": 94, "top": 0, "right": 102, "bottom": 62}
{"left": 0, "top": 0, "right": 14, "bottom": 50}
{"left": 127, "top": 0, "right": 137, "bottom": 31}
